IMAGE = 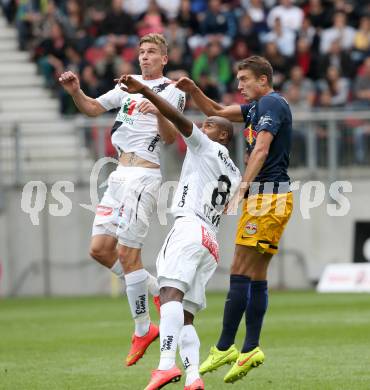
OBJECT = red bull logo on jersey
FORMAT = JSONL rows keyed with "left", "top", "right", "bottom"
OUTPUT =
{"left": 243, "top": 125, "right": 257, "bottom": 146}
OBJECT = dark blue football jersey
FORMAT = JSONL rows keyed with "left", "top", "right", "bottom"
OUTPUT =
{"left": 240, "top": 92, "right": 292, "bottom": 183}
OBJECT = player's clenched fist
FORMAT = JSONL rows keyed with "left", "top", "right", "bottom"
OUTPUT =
{"left": 175, "top": 77, "right": 197, "bottom": 93}
{"left": 115, "top": 75, "right": 145, "bottom": 95}
{"left": 58, "top": 71, "right": 80, "bottom": 95}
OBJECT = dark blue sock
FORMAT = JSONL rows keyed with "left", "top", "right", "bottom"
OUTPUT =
{"left": 242, "top": 280, "right": 268, "bottom": 353}
{"left": 216, "top": 274, "right": 251, "bottom": 351}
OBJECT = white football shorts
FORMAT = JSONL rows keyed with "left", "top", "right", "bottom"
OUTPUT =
{"left": 92, "top": 165, "right": 161, "bottom": 248}
{"left": 156, "top": 216, "right": 219, "bottom": 315}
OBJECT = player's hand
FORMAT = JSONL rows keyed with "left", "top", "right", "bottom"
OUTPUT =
{"left": 137, "top": 99, "right": 159, "bottom": 115}
{"left": 115, "top": 75, "right": 145, "bottom": 94}
{"left": 58, "top": 71, "right": 80, "bottom": 95}
{"left": 223, "top": 184, "right": 247, "bottom": 215}
{"left": 175, "top": 77, "right": 197, "bottom": 93}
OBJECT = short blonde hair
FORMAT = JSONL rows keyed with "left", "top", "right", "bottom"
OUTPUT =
{"left": 139, "top": 33, "right": 168, "bottom": 55}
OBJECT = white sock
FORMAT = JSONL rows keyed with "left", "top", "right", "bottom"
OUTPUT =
{"left": 110, "top": 259, "right": 124, "bottom": 279}
{"left": 158, "top": 301, "right": 184, "bottom": 370}
{"left": 125, "top": 269, "right": 150, "bottom": 337}
{"left": 146, "top": 271, "right": 160, "bottom": 296}
{"left": 179, "top": 325, "right": 201, "bottom": 386}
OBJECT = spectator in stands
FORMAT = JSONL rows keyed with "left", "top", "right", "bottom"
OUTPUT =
{"left": 122, "top": 0, "right": 150, "bottom": 21}
{"left": 319, "top": 38, "right": 356, "bottom": 79}
{"left": 235, "top": 13, "right": 262, "bottom": 53}
{"left": 267, "top": 0, "right": 304, "bottom": 32}
{"left": 1, "top": 0, "right": 17, "bottom": 24}
{"left": 262, "top": 17, "right": 296, "bottom": 57}
{"left": 33, "top": 0, "right": 67, "bottom": 41}
{"left": 34, "top": 20, "right": 68, "bottom": 87}
{"left": 196, "top": 72, "right": 221, "bottom": 101}
{"left": 263, "top": 41, "right": 290, "bottom": 89}
{"left": 99, "top": 0, "right": 136, "bottom": 49}
{"left": 176, "top": 0, "right": 199, "bottom": 35}
{"left": 80, "top": 64, "right": 106, "bottom": 99}
{"left": 15, "top": 0, "right": 46, "bottom": 50}
{"left": 199, "top": 0, "right": 238, "bottom": 48}
{"left": 94, "top": 41, "right": 123, "bottom": 91}
{"left": 241, "top": 0, "right": 268, "bottom": 34}
{"left": 352, "top": 15, "right": 370, "bottom": 64}
{"left": 331, "top": 0, "right": 358, "bottom": 26}
{"left": 305, "top": 0, "right": 332, "bottom": 29}
{"left": 295, "top": 36, "right": 320, "bottom": 79}
{"left": 297, "top": 15, "right": 318, "bottom": 49}
{"left": 281, "top": 83, "right": 308, "bottom": 166}
{"left": 317, "top": 65, "right": 350, "bottom": 107}
{"left": 352, "top": 56, "right": 370, "bottom": 163}
{"left": 192, "top": 39, "right": 232, "bottom": 94}
{"left": 163, "top": 19, "right": 187, "bottom": 49}
{"left": 165, "top": 45, "right": 191, "bottom": 75}
{"left": 190, "top": 0, "right": 208, "bottom": 14}
{"left": 136, "top": 0, "right": 165, "bottom": 37}
{"left": 64, "top": 44, "right": 87, "bottom": 75}
{"left": 353, "top": 56, "right": 370, "bottom": 108}
{"left": 320, "top": 11, "right": 356, "bottom": 54}
{"left": 282, "top": 65, "right": 316, "bottom": 108}
{"left": 156, "top": 0, "right": 181, "bottom": 19}
{"left": 230, "top": 39, "right": 251, "bottom": 63}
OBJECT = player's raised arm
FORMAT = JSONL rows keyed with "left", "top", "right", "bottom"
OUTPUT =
{"left": 59, "top": 71, "right": 106, "bottom": 117}
{"left": 175, "top": 77, "right": 243, "bottom": 122}
{"left": 118, "top": 75, "right": 193, "bottom": 137}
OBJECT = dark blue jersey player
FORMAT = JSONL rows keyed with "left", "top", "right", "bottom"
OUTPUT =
{"left": 175, "top": 56, "right": 293, "bottom": 384}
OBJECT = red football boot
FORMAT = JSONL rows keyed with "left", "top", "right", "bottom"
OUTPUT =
{"left": 125, "top": 323, "right": 159, "bottom": 366}
{"left": 144, "top": 367, "right": 182, "bottom": 390}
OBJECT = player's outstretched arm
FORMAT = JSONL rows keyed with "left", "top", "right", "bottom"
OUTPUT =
{"left": 59, "top": 71, "right": 106, "bottom": 117}
{"left": 118, "top": 75, "right": 193, "bottom": 137}
{"left": 175, "top": 77, "right": 244, "bottom": 122}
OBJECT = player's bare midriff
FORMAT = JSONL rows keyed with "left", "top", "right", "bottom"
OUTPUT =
{"left": 119, "top": 151, "right": 160, "bottom": 169}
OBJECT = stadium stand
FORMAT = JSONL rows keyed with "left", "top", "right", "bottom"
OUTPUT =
{"left": 0, "top": 12, "right": 94, "bottom": 185}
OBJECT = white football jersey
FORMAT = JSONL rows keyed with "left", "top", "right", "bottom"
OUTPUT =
{"left": 172, "top": 124, "right": 241, "bottom": 234}
{"left": 96, "top": 75, "right": 186, "bottom": 165}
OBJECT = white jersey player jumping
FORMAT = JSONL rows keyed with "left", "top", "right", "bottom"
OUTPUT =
{"left": 117, "top": 75, "right": 241, "bottom": 390}
{"left": 59, "top": 34, "right": 186, "bottom": 367}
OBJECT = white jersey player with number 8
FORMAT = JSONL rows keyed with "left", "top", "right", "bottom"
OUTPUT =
{"left": 117, "top": 75, "right": 241, "bottom": 390}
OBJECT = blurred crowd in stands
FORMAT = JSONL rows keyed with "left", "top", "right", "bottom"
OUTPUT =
{"left": 2, "top": 0, "right": 370, "bottom": 117}
{"left": 1, "top": 0, "right": 370, "bottom": 164}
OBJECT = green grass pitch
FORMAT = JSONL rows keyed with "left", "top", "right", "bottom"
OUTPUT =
{"left": 1, "top": 291, "right": 370, "bottom": 389}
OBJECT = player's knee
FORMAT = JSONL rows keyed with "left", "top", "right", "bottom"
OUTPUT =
{"left": 160, "top": 287, "right": 184, "bottom": 305}
{"left": 89, "top": 245, "right": 104, "bottom": 262}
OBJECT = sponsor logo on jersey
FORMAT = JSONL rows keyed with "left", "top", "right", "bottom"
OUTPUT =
{"left": 178, "top": 184, "right": 189, "bottom": 207}
{"left": 245, "top": 221, "right": 257, "bottom": 235}
{"left": 201, "top": 225, "right": 219, "bottom": 261}
{"left": 243, "top": 125, "right": 257, "bottom": 146}
{"left": 121, "top": 97, "right": 137, "bottom": 116}
{"left": 148, "top": 134, "right": 161, "bottom": 152}
{"left": 96, "top": 205, "right": 113, "bottom": 216}
{"left": 218, "top": 150, "right": 237, "bottom": 172}
{"left": 152, "top": 82, "right": 170, "bottom": 94}
{"left": 177, "top": 95, "right": 185, "bottom": 112}
{"left": 258, "top": 113, "right": 273, "bottom": 128}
